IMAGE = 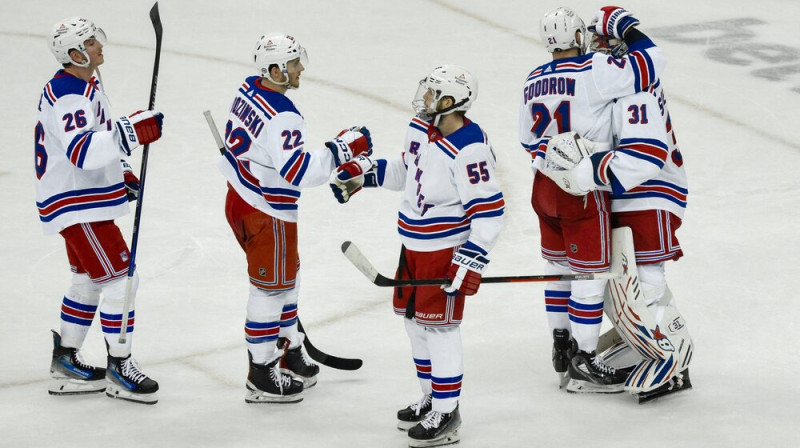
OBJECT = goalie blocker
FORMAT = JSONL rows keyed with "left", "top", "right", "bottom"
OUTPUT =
{"left": 605, "top": 227, "right": 693, "bottom": 398}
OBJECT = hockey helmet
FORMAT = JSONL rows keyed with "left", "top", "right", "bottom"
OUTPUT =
{"left": 49, "top": 17, "right": 106, "bottom": 68}
{"left": 412, "top": 65, "right": 478, "bottom": 119}
{"left": 253, "top": 33, "right": 308, "bottom": 87}
{"left": 540, "top": 7, "right": 586, "bottom": 54}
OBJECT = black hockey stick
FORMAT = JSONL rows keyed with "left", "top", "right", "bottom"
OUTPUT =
{"left": 120, "top": 2, "right": 162, "bottom": 343}
{"left": 341, "top": 241, "right": 619, "bottom": 288}
{"left": 202, "top": 110, "right": 363, "bottom": 371}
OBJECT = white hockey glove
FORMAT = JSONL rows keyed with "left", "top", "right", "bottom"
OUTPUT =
{"left": 544, "top": 131, "right": 595, "bottom": 171}
{"left": 116, "top": 110, "right": 164, "bottom": 156}
{"left": 329, "top": 156, "right": 375, "bottom": 204}
{"left": 325, "top": 126, "right": 373, "bottom": 166}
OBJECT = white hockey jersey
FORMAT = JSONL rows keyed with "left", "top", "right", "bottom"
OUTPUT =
{"left": 218, "top": 76, "right": 339, "bottom": 223}
{"left": 35, "top": 70, "right": 130, "bottom": 235}
{"left": 370, "top": 117, "right": 505, "bottom": 255}
{"left": 519, "top": 39, "right": 665, "bottom": 172}
{"left": 604, "top": 80, "right": 688, "bottom": 218}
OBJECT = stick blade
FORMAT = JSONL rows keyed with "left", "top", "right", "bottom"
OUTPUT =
{"left": 149, "top": 2, "right": 162, "bottom": 38}
{"left": 341, "top": 241, "right": 380, "bottom": 284}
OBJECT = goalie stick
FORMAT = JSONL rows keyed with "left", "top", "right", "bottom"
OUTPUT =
{"left": 341, "top": 241, "right": 619, "bottom": 287}
{"left": 120, "top": 2, "right": 162, "bottom": 343}
{"left": 202, "top": 110, "right": 362, "bottom": 371}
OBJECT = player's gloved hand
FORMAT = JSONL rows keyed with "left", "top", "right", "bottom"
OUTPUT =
{"left": 589, "top": 6, "right": 639, "bottom": 39}
{"left": 542, "top": 132, "right": 613, "bottom": 196}
{"left": 329, "top": 156, "right": 375, "bottom": 203}
{"left": 443, "top": 247, "right": 489, "bottom": 296}
{"left": 326, "top": 126, "right": 373, "bottom": 166}
{"left": 120, "top": 159, "right": 140, "bottom": 202}
{"left": 116, "top": 110, "right": 165, "bottom": 156}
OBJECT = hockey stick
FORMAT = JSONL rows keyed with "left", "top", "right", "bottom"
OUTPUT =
{"left": 341, "top": 241, "right": 619, "bottom": 288}
{"left": 202, "top": 109, "right": 363, "bottom": 371}
{"left": 120, "top": 2, "right": 162, "bottom": 343}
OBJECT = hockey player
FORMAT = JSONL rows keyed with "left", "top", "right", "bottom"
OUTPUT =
{"left": 37, "top": 17, "right": 163, "bottom": 404}
{"left": 542, "top": 24, "right": 693, "bottom": 402}
{"left": 519, "top": 6, "right": 665, "bottom": 393}
{"left": 330, "top": 65, "right": 504, "bottom": 447}
{"left": 218, "top": 33, "right": 373, "bottom": 404}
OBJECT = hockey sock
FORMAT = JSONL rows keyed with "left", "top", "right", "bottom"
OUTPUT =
{"left": 405, "top": 318, "right": 432, "bottom": 395}
{"left": 246, "top": 286, "right": 286, "bottom": 364}
{"left": 99, "top": 276, "right": 135, "bottom": 357}
{"left": 569, "top": 278, "right": 606, "bottom": 353}
{"left": 544, "top": 261, "right": 571, "bottom": 332}
{"left": 426, "top": 325, "right": 463, "bottom": 413}
{"left": 59, "top": 273, "right": 100, "bottom": 348}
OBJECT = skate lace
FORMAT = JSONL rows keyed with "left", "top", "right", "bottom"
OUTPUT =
{"left": 298, "top": 349, "right": 316, "bottom": 368}
{"left": 269, "top": 363, "right": 293, "bottom": 392}
{"left": 591, "top": 357, "right": 617, "bottom": 376}
{"left": 409, "top": 394, "right": 432, "bottom": 415}
{"left": 71, "top": 351, "right": 94, "bottom": 370}
{"left": 121, "top": 357, "right": 147, "bottom": 384}
{"left": 420, "top": 410, "right": 444, "bottom": 430}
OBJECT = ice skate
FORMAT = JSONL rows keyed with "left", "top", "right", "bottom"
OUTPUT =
{"left": 105, "top": 355, "right": 159, "bottom": 404}
{"left": 636, "top": 369, "right": 692, "bottom": 404}
{"left": 245, "top": 353, "right": 304, "bottom": 404}
{"left": 397, "top": 393, "right": 433, "bottom": 431}
{"left": 48, "top": 330, "right": 106, "bottom": 396}
{"left": 408, "top": 405, "right": 461, "bottom": 447}
{"left": 552, "top": 329, "right": 576, "bottom": 389}
{"left": 566, "top": 350, "right": 626, "bottom": 394}
{"left": 278, "top": 338, "right": 319, "bottom": 388}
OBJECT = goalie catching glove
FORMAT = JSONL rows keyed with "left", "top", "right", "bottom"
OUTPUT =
{"left": 329, "top": 156, "right": 376, "bottom": 203}
{"left": 444, "top": 246, "right": 489, "bottom": 296}
{"left": 326, "top": 126, "right": 373, "bottom": 166}
{"left": 542, "top": 131, "right": 614, "bottom": 196}
{"left": 116, "top": 110, "right": 164, "bottom": 156}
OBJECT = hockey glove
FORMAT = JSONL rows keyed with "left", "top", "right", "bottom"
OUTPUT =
{"left": 120, "top": 159, "right": 140, "bottom": 202}
{"left": 325, "top": 126, "right": 373, "bottom": 166}
{"left": 589, "top": 6, "right": 640, "bottom": 40}
{"left": 116, "top": 110, "right": 165, "bottom": 156}
{"left": 444, "top": 247, "right": 489, "bottom": 296}
{"left": 329, "top": 156, "right": 375, "bottom": 204}
{"left": 544, "top": 131, "right": 595, "bottom": 172}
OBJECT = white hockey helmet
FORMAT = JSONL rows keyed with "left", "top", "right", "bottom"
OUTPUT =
{"left": 588, "top": 17, "right": 629, "bottom": 57}
{"left": 49, "top": 17, "right": 106, "bottom": 68}
{"left": 252, "top": 33, "right": 308, "bottom": 87}
{"left": 412, "top": 65, "right": 478, "bottom": 119}
{"left": 540, "top": 7, "right": 586, "bottom": 54}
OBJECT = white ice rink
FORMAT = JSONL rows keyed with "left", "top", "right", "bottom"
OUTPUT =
{"left": 1, "top": 0, "right": 799, "bottom": 446}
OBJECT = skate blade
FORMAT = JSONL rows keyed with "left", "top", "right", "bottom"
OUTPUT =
{"left": 48, "top": 377, "right": 106, "bottom": 396}
{"left": 245, "top": 382, "right": 303, "bottom": 404}
{"left": 280, "top": 368, "right": 317, "bottom": 389}
{"left": 105, "top": 381, "right": 158, "bottom": 405}
{"left": 566, "top": 379, "right": 624, "bottom": 394}
{"left": 408, "top": 429, "right": 460, "bottom": 447}
{"left": 635, "top": 382, "right": 692, "bottom": 404}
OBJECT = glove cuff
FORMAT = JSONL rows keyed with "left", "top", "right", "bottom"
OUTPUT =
{"left": 589, "top": 151, "right": 614, "bottom": 187}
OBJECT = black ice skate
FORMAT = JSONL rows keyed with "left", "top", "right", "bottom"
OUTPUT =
{"left": 246, "top": 353, "right": 304, "bottom": 404}
{"left": 552, "top": 328, "right": 576, "bottom": 389}
{"left": 397, "top": 394, "right": 433, "bottom": 431}
{"left": 278, "top": 338, "right": 319, "bottom": 388}
{"left": 566, "top": 350, "right": 627, "bottom": 394}
{"left": 48, "top": 330, "right": 106, "bottom": 395}
{"left": 636, "top": 369, "right": 692, "bottom": 404}
{"left": 408, "top": 406, "right": 461, "bottom": 448}
{"left": 106, "top": 355, "right": 159, "bottom": 404}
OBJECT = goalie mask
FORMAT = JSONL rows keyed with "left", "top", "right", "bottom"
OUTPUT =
{"left": 412, "top": 65, "right": 477, "bottom": 122}
{"left": 588, "top": 18, "right": 629, "bottom": 58}
{"left": 49, "top": 17, "right": 107, "bottom": 68}
{"left": 253, "top": 33, "right": 309, "bottom": 88}
{"left": 540, "top": 7, "right": 587, "bottom": 54}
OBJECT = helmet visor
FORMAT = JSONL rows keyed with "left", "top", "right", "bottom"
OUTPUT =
{"left": 412, "top": 79, "right": 436, "bottom": 116}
